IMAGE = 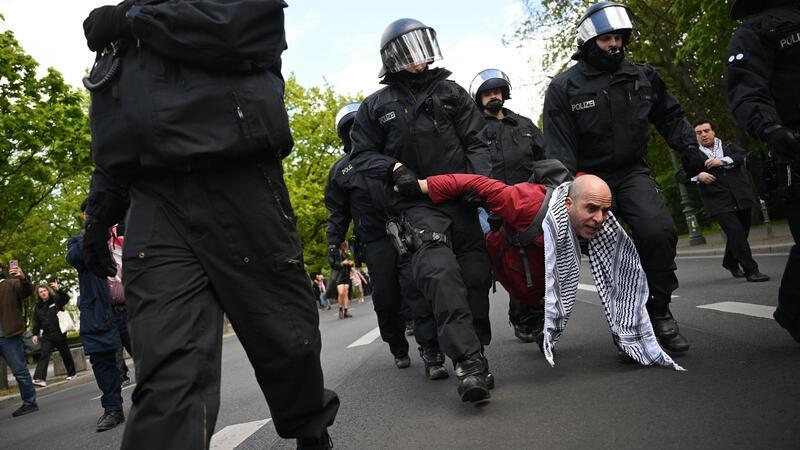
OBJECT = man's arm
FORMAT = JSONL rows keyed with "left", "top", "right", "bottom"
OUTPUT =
{"left": 324, "top": 163, "right": 352, "bottom": 248}
{"left": 451, "top": 84, "right": 491, "bottom": 176}
{"left": 646, "top": 68, "right": 704, "bottom": 177}
{"left": 543, "top": 83, "right": 580, "bottom": 174}
{"left": 349, "top": 101, "right": 398, "bottom": 182}
{"left": 425, "top": 174, "right": 538, "bottom": 227}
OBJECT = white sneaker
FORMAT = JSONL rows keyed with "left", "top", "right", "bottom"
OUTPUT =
{"left": 66, "top": 375, "right": 76, "bottom": 381}
{"left": 32, "top": 379, "right": 47, "bottom": 387}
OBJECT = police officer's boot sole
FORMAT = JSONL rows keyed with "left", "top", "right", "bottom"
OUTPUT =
{"left": 425, "top": 365, "right": 449, "bottom": 380}
{"left": 457, "top": 375, "right": 491, "bottom": 404}
{"left": 774, "top": 309, "right": 800, "bottom": 344}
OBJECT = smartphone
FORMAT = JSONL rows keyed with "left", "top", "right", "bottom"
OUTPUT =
{"left": 8, "top": 260, "right": 19, "bottom": 271}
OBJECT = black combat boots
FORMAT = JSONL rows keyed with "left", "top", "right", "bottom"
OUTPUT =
{"left": 454, "top": 355, "right": 490, "bottom": 404}
{"left": 419, "top": 346, "right": 448, "bottom": 380}
{"left": 647, "top": 298, "right": 690, "bottom": 353}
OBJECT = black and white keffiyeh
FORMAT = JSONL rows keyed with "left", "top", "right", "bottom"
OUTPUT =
{"left": 541, "top": 182, "right": 684, "bottom": 371}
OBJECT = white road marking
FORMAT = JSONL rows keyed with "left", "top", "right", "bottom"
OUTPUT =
{"left": 91, "top": 383, "right": 135, "bottom": 400}
{"left": 578, "top": 283, "right": 679, "bottom": 298}
{"left": 697, "top": 301, "right": 775, "bottom": 319}
{"left": 677, "top": 253, "right": 789, "bottom": 260}
{"left": 210, "top": 419, "right": 271, "bottom": 450}
{"left": 347, "top": 326, "right": 381, "bottom": 348}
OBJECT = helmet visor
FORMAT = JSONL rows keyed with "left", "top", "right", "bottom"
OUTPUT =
{"left": 335, "top": 102, "right": 361, "bottom": 131}
{"left": 577, "top": 5, "right": 633, "bottom": 44}
{"left": 469, "top": 69, "right": 511, "bottom": 98}
{"left": 380, "top": 28, "right": 442, "bottom": 75}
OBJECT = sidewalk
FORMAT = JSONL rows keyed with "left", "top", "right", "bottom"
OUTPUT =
{"left": 676, "top": 221, "right": 793, "bottom": 256}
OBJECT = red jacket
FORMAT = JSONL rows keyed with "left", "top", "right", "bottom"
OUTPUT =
{"left": 427, "top": 174, "right": 548, "bottom": 304}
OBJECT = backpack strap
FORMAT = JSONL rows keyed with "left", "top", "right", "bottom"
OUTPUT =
{"left": 498, "top": 186, "right": 553, "bottom": 288}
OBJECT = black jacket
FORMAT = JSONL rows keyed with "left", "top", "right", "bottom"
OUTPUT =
{"left": 682, "top": 142, "right": 758, "bottom": 216}
{"left": 485, "top": 108, "right": 545, "bottom": 185}
{"left": 349, "top": 68, "right": 491, "bottom": 211}
{"left": 325, "top": 154, "right": 389, "bottom": 245}
{"left": 32, "top": 290, "right": 69, "bottom": 341}
{"left": 544, "top": 59, "right": 702, "bottom": 178}
{"left": 726, "top": 5, "right": 800, "bottom": 137}
{"left": 86, "top": 0, "right": 293, "bottom": 226}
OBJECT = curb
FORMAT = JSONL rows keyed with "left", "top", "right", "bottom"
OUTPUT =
{"left": 1, "top": 332, "right": 239, "bottom": 411}
{"left": 676, "top": 242, "right": 793, "bottom": 257}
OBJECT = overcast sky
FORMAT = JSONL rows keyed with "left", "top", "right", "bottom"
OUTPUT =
{"left": 0, "top": 0, "right": 550, "bottom": 120}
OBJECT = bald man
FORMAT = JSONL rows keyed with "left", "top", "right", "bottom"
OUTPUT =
{"left": 396, "top": 169, "right": 612, "bottom": 313}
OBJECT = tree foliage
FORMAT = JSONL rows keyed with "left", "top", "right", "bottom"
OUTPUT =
{"left": 509, "top": 0, "right": 759, "bottom": 229}
{"left": 283, "top": 76, "right": 360, "bottom": 276}
{"left": 0, "top": 24, "right": 91, "bottom": 316}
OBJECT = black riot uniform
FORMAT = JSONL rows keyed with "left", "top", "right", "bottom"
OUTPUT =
{"left": 80, "top": 1, "right": 338, "bottom": 447}
{"left": 726, "top": 1, "right": 800, "bottom": 344}
{"left": 325, "top": 135, "right": 447, "bottom": 377}
{"left": 544, "top": 2, "right": 703, "bottom": 353}
{"left": 470, "top": 68, "right": 546, "bottom": 343}
{"left": 349, "top": 18, "right": 494, "bottom": 404}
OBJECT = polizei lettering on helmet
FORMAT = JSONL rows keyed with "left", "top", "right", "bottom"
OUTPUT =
{"left": 780, "top": 32, "right": 800, "bottom": 49}
{"left": 571, "top": 99, "right": 596, "bottom": 112}
{"left": 378, "top": 111, "right": 397, "bottom": 125}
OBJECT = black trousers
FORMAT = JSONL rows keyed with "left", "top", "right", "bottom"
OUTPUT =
{"left": 779, "top": 194, "right": 800, "bottom": 325}
{"left": 363, "top": 237, "right": 410, "bottom": 358}
{"left": 714, "top": 209, "right": 758, "bottom": 273}
{"left": 90, "top": 349, "right": 123, "bottom": 412}
{"left": 403, "top": 202, "right": 492, "bottom": 362}
{"left": 396, "top": 247, "right": 438, "bottom": 353}
{"left": 33, "top": 335, "right": 75, "bottom": 380}
{"left": 507, "top": 296, "right": 542, "bottom": 327}
{"left": 608, "top": 167, "right": 679, "bottom": 303}
{"left": 120, "top": 158, "right": 338, "bottom": 449}
{"left": 112, "top": 306, "right": 132, "bottom": 380}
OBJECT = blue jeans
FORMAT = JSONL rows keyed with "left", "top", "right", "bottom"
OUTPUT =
{"left": 318, "top": 292, "right": 330, "bottom": 308}
{"left": 0, "top": 335, "right": 37, "bottom": 405}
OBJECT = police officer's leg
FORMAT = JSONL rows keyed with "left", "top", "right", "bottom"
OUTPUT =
{"left": 405, "top": 204, "right": 489, "bottom": 402}
{"left": 364, "top": 237, "right": 410, "bottom": 365}
{"left": 611, "top": 171, "right": 689, "bottom": 352}
{"left": 121, "top": 181, "right": 226, "bottom": 450}
{"left": 776, "top": 187, "right": 800, "bottom": 343}
{"left": 196, "top": 160, "right": 339, "bottom": 440}
{"left": 397, "top": 254, "right": 447, "bottom": 379}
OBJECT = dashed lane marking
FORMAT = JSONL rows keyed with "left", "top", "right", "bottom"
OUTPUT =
{"left": 210, "top": 419, "right": 271, "bottom": 450}
{"left": 697, "top": 301, "right": 774, "bottom": 319}
{"left": 347, "top": 326, "right": 381, "bottom": 348}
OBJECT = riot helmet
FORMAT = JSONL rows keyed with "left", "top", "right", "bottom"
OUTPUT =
{"left": 576, "top": 2, "right": 635, "bottom": 48}
{"left": 378, "top": 18, "right": 442, "bottom": 77}
{"left": 335, "top": 102, "right": 361, "bottom": 151}
{"left": 470, "top": 69, "right": 512, "bottom": 103}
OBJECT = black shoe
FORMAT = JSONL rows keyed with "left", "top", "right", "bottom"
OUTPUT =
{"left": 651, "top": 315, "right": 690, "bottom": 353}
{"left": 477, "top": 350, "right": 495, "bottom": 390}
{"left": 513, "top": 323, "right": 536, "bottom": 343}
{"left": 617, "top": 349, "right": 637, "bottom": 364}
{"left": 394, "top": 354, "right": 411, "bottom": 369}
{"left": 96, "top": 409, "right": 125, "bottom": 432}
{"left": 425, "top": 364, "right": 449, "bottom": 380}
{"left": 726, "top": 266, "right": 746, "bottom": 278}
{"left": 745, "top": 270, "right": 770, "bottom": 282}
{"left": 774, "top": 309, "right": 800, "bottom": 345}
{"left": 297, "top": 429, "right": 333, "bottom": 450}
{"left": 11, "top": 403, "right": 38, "bottom": 417}
{"left": 454, "top": 356, "right": 490, "bottom": 404}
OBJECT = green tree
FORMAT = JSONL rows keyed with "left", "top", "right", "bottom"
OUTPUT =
{"left": 1, "top": 19, "right": 92, "bottom": 314}
{"left": 509, "top": 0, "right": 759, "bottom": 229}
{"left": 282, "top": 76, "right": 360, "bottom": 276}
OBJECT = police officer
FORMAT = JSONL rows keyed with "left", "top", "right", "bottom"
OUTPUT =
{"left": 325, "top": 102, "right": 448, "bottom": 379}
{"left": 726, "top": 0, "right": 800, "bottom": 344}
{"left": 80, "top": 1, "right": 338, "bottom": 448}
{"left": 349, "top": 18, "right": 494, "bottom": 404}
{"left": 544, "top": 2, "right": 704, "bottom": 353}
{"left": 469, "top": 68, "right": 545, "bottom": 343}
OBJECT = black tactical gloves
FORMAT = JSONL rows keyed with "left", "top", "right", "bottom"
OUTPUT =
{"left": 327, "top": 244, "right": 342, "bottom": 270}
{"left": 83, "top": 216, "right": 117, "bottom": 278}
{"left": 765, "top": 125, "right": 800, "bottom": 160}
{"left": 460, "top": 189, "right": 483, "bottom": 207}
{"left": 83, "top": 1, "right": 134, "bottom": 52}
{"left": 392, "top": 165, "right": 423, "bottom": 197}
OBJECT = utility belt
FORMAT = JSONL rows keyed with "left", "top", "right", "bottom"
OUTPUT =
{"left": 385, "top": 215, "right": 450, "bottom": 257}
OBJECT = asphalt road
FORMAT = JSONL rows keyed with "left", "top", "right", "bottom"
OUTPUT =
{"left": 2, "top": 252, "right": 798, "bottom": 449}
